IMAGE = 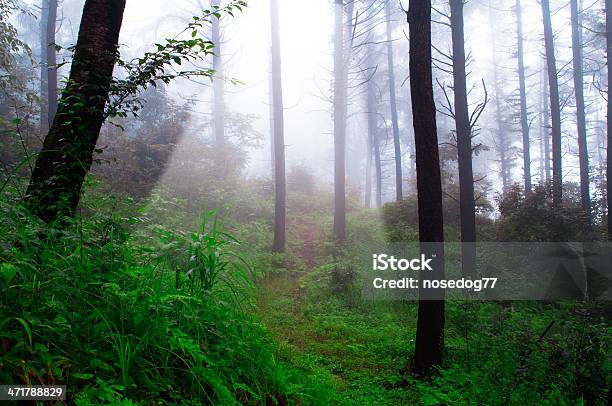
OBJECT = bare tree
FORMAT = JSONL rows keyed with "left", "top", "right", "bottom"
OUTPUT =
{"left": 270, "top": 0, "right": 285, "bottom": 253}
{"left": 607, "top": 0, "right": 611, "bottom": 239}
{"left": 570, "top": 0, "right": 591, "bottom": 218}
{"left": 39, "top": 0, "right": 57, "bottom": 132}
{"left": 516, "top": 0, "right": 531, "bottom": 192}
{"left": 334, "top": 0, "right": 348, "bottom": 241}
{"left": 541, "top": 0, "right": 563, "bottom": 206}
{"left": 385, "top": 0, "right": 402, "bottom": 200}
{"left": 450, "top": 0, "right": 476, "bottom": 278}
{"left": 408, "top": 0, "right": 445, "bottom": 374}
{"left": 212, "top": 0, "right": 225, "bottom": 148}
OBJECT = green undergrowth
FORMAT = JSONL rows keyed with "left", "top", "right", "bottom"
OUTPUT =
{"left": 256, "top": 209, "right": 611, "bottom": 405}
{"left": 0, "top": 187, "right": 331, "bottom": 405}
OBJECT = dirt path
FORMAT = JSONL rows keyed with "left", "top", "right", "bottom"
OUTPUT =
{"left": 255, "top": 217, "right": 418, "bottom": 405}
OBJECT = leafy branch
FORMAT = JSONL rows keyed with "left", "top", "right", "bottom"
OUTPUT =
{"left": 106, "top": 0, "right": 247, "bottom": 120}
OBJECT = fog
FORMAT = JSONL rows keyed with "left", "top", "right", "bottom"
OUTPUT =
{"left": 16, "top": 0, "right": 609, "bottom": 204}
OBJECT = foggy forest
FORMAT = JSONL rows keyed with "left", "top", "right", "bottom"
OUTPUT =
{"left": 0, "top": 0, "right": 610, "bottom": 404}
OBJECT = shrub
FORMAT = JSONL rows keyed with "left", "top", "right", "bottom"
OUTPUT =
{"left": 497, "top": 183, "right": 597, "bottom": 242}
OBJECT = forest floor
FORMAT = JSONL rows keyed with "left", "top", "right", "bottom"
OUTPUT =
{"left": 256, "top": 217, "right": 421, "bottom": 405}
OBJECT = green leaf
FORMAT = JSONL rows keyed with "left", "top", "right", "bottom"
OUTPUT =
{"left": 0, "top": 263, "right": 17, "bottom": 283}
{"left": 72, "top": 372, "right": 95, "bottom": 380}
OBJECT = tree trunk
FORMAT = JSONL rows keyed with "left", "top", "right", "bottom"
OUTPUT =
{"left": 408, "top": 0, "right": 445, "bottom": 374}
{"left": 570, "top": 0, "right": 591, "bottom": 218}
{"left": 25, "top": 0, "right": 126, "bottom": 222}
{"left": 365, "top": 131, "right": 372, "bottom": 208}
{"left": 606, "top": 0, "right": 611, "bottom": 239}
{"left": 39, "top": 0, "right": 48, "bottom": 133}
{"left": 489, "top": 7, "right": 509, "bottom": 193}
{"left": 212, "top": 0, "right": 225, "bottom": 148}
{"left": 385, "top": 1, "right": 402, "bottom": 201}
{"left": 366, "top": 41, "right": 381, "bottom": 209}
{"left": 333, "top": 0, "right": 347, "bottom": 241}
{"left": 46, "top": 0, "right": 58, "bottom": 125}
{"left": 541, "top": 0, "right": 563, "bottom": 206}
{"left": 516, "top": 0, "right": 531, "bottom": 192}
{"left": 542, "top": 66, "right": 551, "bottom": 183}
{"left": 270, "top": 0, "right": 285, "bottom": 253}
{"left": 374, "top": 129, "right": 382, "bottom": 208}
{"left": 450, "top": 0, "right": 476, "bottom": 278}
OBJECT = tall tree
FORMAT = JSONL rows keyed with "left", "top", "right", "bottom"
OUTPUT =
{"left": 516, "top": 0, "right": 531, "bottom": 192}
{"left": 212, "top": 0, "right": 225, "bottom": 148}
{"left": 46, "top": 0, "right": 57, "bottom": 124}
{"left": 26, "top": 0, "right": 127, "bottom": 222}
{"left": 365, "top": 130, "right": 372, "bottom": 208}
{"left": 385, "top": 0, "right": 402, "bottom": 201}
{"left": 606, "top": 0, "right": 611, "bottom": 239}
{"left": 541, "top": 0, "right": 563, "bottom": 206}
{"left": 39, "top": 0, "right": 57, "bottom": 132}
{"left": 570, "top": 0, "right": 591, "bottom": 218}
{"left": 408, "top": 0, "right": 446, "bottom": 373}
{"left": 450, "top": 0, "right": 476, "bottom": 278}
{"left": 39, "top": 0, "right": 48, "bottom": 132}
{"left": 333, "top": 0, "right": 347, "bottom": 241}
{"left": 541, "top": 65, "right": 551, "bottom": 183}
{"left": 489, "top": 4, "right": 512, "bottom": 194}
{"left": 366, "top": 39, "right": 381, "bottom": 209}
{"left": 270, "top": 0, "right": 286, "bottom": 253}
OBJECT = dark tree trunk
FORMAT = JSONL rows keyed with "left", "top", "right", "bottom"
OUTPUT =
{"left": 385, "top": 1, "right": 402, "bottom": 201}
{"left": 46, "top": 0, "right": 58, "bottom": 125}
{"left": 570, "top": 0, "right": 591, "bottom": 218}
{"left": 516, "top": 0, "right": 531, "bottom": 192}
{"left": 541, "top": 0, "right": 563, "bottom": 206}
{"left": 25, "top": 0, "right": 126, "bottom": 222}
{"left": 407, "top": 0, "right": 445, "bottom": 374}
{"left": 270, "top": 0, "right": 285, "bottom": 253}
{"left": 606, "top": 0, "right": 611, "bottom": 239}
{"left": 333, "top": 0, "right": 347, "bottom": 241}
{"left": 212, "top": 0, "right": 225, "bottom": 148}
{"left": 450, "top": 0, "right": 476, "bottom": 278}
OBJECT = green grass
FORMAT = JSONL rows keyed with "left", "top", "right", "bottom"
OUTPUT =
{"left": 0, "top": 184, "right": 609, "bottom": 405}
{"left": 0, "top": 188, "right": 332, "bottom": 405}
{"left": 254, "top": 209, "right": 610, "bottom": 405}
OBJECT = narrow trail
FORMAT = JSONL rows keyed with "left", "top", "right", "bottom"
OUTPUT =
{"left": 255, "top": 218, "right": 419, "bottom": 404}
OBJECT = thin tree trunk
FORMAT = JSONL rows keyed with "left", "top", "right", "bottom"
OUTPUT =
{"left": 516, "top": 0, "right": 531, "bottom": 192}
{"left": 374, "top": 129, "right": 382, "bottom": 208}
{"left": 366, "top": 40, "right": 381, "bottom": 209}
{"left": 408, "top": 0, "right": 445, "bottom": 374}
{"left": 270, "top": 0, "right": 285, "bottom": 253}
{"left": 542, "top": 65, "right": 551, "bottom": 183}
{"left": 385, "top": 1, "right": 402, "bottom": 201}
{"left": 39, "top": 0, "right": 49, "bottom": 133}
{"left": 541, "top": 0, "right": 563, "bottom": 206}
{"left": 212, "top": 0, "right": 225, "bottom": 148}
{"left": 26, "top": 0, "right": 126, "bottom": 222}
{"left": 490, "top": 16, "right": 509, "bottom": 193}
{"left": 333, "top": 0, "right": 347, "bottom": 241}
{"left": 606, "top": 0, "right": 611, "bottom": 239}
{"left": 450, "top": 0, "right": 476, "bottom": 278}
{"left": 365, "top": 131, "right": 372, "bottom": 208}
{"left": 570, "top": 0, "right": 591, "bottom": 218}
{"left": 47, "top": 0, "right": 58, "bottom": 125}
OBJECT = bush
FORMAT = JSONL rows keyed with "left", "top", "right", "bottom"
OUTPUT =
{"left": 497, "top": 183, "right": 597, "bottom": 242}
